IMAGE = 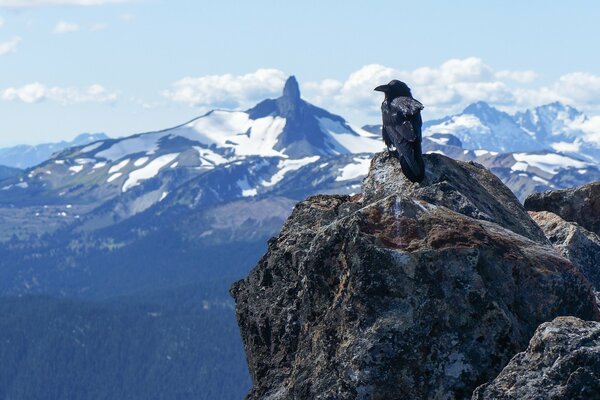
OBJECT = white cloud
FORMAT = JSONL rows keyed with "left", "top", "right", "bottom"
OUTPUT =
{"left": 163, "top": 68, "right": 287, "bottom": 109}
{"left": 0, "top": 36, "right": 20, "bottom": 55}
{"left": 0, "top": 17, "right": 5, "bottom": 28}
{"left": 1, "top": 83, "right": 118, "bottom": 104}
{"left": 0, "top": 0, "right": 129, "bottom": 7}
{"left": 495, "top": 70, "right": 538, "bottom": 83}
{"left": 160, "top": 59, "right": 600, "bottom": 124}
{"left": 302, "top": 58, "right": 600, "bottom": 120}
{"left": 53, "top": 20, "right": 79, "bottom": 33}
{"left": 554, "top": 72, "right": 600, "bottom": 104}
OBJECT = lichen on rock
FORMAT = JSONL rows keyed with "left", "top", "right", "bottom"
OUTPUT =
{"left": 472, "top": 316, "right": 600, "bottom": 400}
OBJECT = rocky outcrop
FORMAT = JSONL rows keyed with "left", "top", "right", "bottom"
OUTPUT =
{"left": 525, "top": 181, "right": 600, "bottom": 236}
{"left": 363, "top": 153, "right": 547, "bottom": 243}
{"left": 530, "top": 211, "right": 600, "bottom": 293}
{"left": 231, "top": 153, "right": 600, "bottom": 400}
{"left": 472, "top": 317, "right": 600, "bottom": 400}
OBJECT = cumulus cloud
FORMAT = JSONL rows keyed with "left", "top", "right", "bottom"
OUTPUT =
{"left": 0, "top": 0, "right": 129, "bottom": 7}
{"left": 162, "top": 68, "right": 287, "bottom": 109}
{"left": 0, "top": 17, "right": 4, "bottom": 28}
{"left": 53, "top": 20, "right": 80, "bottom": 33}
{"left": 1, "top": 83, "right": 118, "bottom": 104}
{"left": 302, "top": 58, "right": 600, "bottom": 120}
{"left": 0, "top": 36, "right": 20, "bottom": 55}
{"left": 160, "top": 58, "right": 600, "bottom": 123}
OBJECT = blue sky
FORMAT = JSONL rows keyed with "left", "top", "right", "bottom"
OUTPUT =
{"left": 1, "top": 0, "right": 600, "bottom": 146}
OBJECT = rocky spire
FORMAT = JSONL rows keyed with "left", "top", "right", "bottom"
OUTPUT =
{"left": 282, "top": 75, "right": 300, "bottom": 100}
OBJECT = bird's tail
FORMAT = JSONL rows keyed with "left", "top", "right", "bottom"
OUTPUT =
{"left": 395, "top": 140, "right": 425, "bottom": 183}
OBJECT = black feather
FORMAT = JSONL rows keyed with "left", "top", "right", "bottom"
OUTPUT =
{"left": 376, "top": 80, "right": 425, "bottom": 182}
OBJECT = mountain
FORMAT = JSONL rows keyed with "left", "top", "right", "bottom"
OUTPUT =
{"left": 0, "top": 133, "right": 108, "bottom": 169}
{"left": 514, "top": 102, "right": 591, "bottom": 156}
{"left": 424, "top": 101, "right": 542, "bottom": 153}
{"left": 0, "top": 165, "right": 20, "bottom": 181}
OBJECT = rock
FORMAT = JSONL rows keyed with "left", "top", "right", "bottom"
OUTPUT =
{"left": 525, "top": 181, "right": 600, "bottom": 236}
{"left": 363, "top": 152, "right": 548, "bottom": 243}
{"left": 472, "top": 316, "right": 600, "bottom": 400}
{"left": 530, "top": 211, "right": 600, "bottom": 293}
{"left": 231, "top": 153, "right": 600, "bottom": 400}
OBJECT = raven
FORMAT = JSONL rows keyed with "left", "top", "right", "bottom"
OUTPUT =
{"left": 374, "top": 80, "right": 425, "bottom": 183}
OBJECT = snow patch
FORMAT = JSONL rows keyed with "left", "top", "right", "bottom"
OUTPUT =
{"left": 336, "top": 157, "right": 371, "bottom": 181}
{"left": 81, "top": 142, "right": 103, "bottom": 153}
{"left": 75, "top": 158, "right": 95, "bottom": 165}
{"left": 551, "top": 141, "right": 581, "bottom": 153}
{"left": 107, "top": 172, "right": 122, "bottom": 183}
{"left": 134, "top": 157, "right": 149, "bottom": 167}
{"left": 237, "top": 177, "right": 258, "bottom": 197}
{"left": 262, "top": 156, "right": 320, "bottom": 187}
{"left": 513, "top": 153, "right": 589, "bottom": 174}
{"left": 96, "top": 134, "right": 161, "bottom": 161}
{"left": 182, "top": 111, "right": 286, "bottom": 157}
{"left": 108, "top": 159, "right": 129, "bottom": 174}
{"left": 122, "top": 153, "right": 179, "bottom": 192}
{"left": 318, "top": 118, "right": 383, "bottom": 154}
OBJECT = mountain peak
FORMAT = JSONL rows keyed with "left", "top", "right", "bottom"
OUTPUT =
{"left": 282, "top": 76, "right": 300, "bottom": 100}
{"left": 463, "top": 101, "right": 497, "bottom": 114}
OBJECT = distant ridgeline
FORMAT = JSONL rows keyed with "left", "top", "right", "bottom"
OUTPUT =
{"left": 0, "top": 77, "right": 599, "bottom": 398}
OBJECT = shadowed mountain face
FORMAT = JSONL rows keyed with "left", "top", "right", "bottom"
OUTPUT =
{"left": 247, "top": 76, "right": 371, "bottom": 157}
{"left": 0, "top": 165, "right": 20, "bottom": 181}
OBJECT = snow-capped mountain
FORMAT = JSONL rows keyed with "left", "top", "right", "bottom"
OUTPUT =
{"left": 0, "top": 77, "right": 383, "bottom": 238}
{"left": 0, "top": 133, "right": 108, "bottom": 169}
{"left": 423, "top": 101, "right": 600, "bottom": 161}
{"left": 514, "top": 102, "right": 600, "bottom": 161}
{"left": 424, "top": 101, "right": 541, "bottom": 153}
{"left": 421, "top": 131, "right": 600, "bottom": 201}
{"left": 2, "top": 79, "right": 600, "bottom": 242}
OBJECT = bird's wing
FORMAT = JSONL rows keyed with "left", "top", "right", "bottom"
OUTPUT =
{"left": 390, "top": 97, "right": 424, "bottom": 119}
{"left": 387, "top": 97, "right": 424, "bottom": 142}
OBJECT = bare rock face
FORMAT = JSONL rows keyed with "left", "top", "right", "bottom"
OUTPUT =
{"left": 231, "top": 153, "right": 599, "bottom": 400}
{"left": 525, "top": 181, "right": 600, "bottom": 236}
{"left": 472, "top": 317, "right": 600, "bottom": 400}
{"left": 530, "top": 211, "right": 600, "bottom": 293}
{"left": 363, "top": 153, "right": 548, "bottom": 243}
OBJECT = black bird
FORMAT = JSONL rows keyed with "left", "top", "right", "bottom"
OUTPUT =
{"left": 374, "top": 80, "right": 425, "bottom": 183}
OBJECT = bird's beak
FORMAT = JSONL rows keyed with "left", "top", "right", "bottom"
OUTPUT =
{"left": 374, "top": 84, "right": 389, "bottom": 92}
